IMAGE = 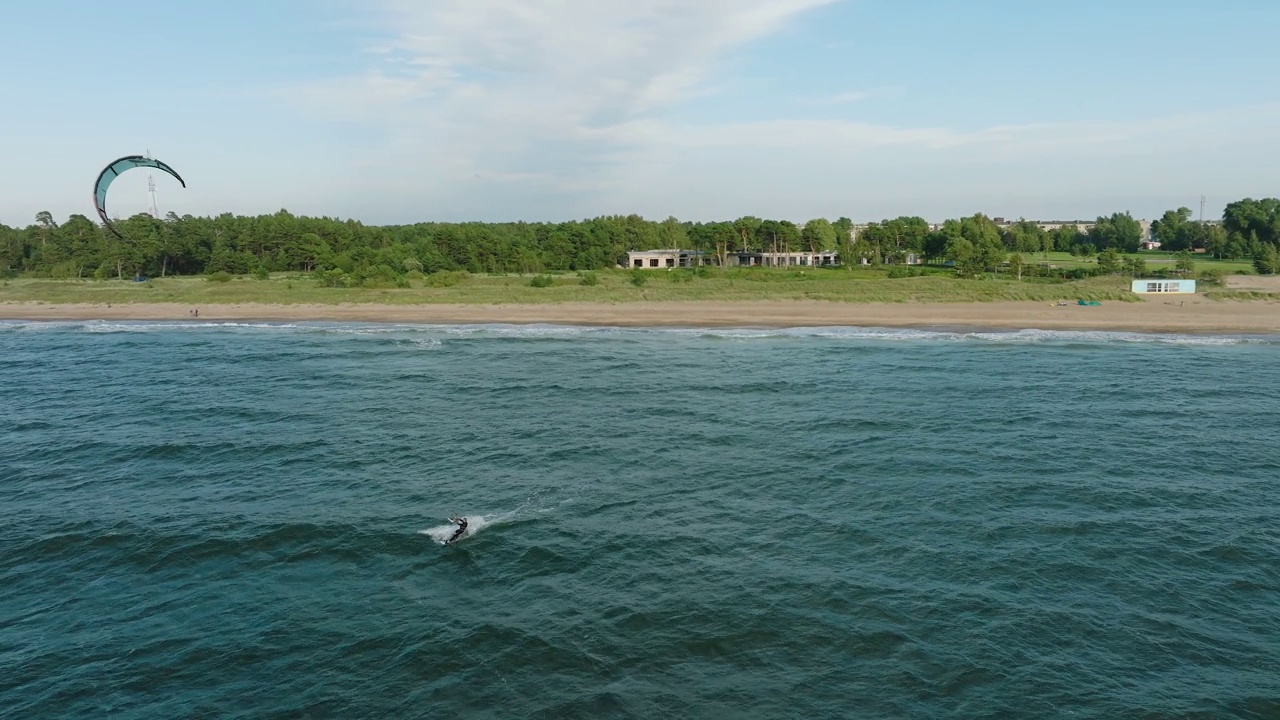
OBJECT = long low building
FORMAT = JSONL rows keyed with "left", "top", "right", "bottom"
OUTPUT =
{"left": 725, "top": 251, "right": 839, "bottom": 268}
{"left": 626, "top": 249, "right": 710, "bottom": 268}
{"left": 625, "top": 249, "right": 841, "bottom": 268}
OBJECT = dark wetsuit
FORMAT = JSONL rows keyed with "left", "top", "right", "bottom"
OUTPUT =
{"left": 447, "top": 519, "right": 468, "bottom": 543}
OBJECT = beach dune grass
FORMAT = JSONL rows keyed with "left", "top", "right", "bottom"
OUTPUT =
{"left": 0, "top": 268, "right": 1143, "bottom": 306}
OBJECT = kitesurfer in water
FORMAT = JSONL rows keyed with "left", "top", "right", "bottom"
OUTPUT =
{"left": 446, "top": 516, "right": 468, "bottom": 544}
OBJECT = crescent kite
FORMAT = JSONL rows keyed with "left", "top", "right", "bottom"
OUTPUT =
{"left": 92, "top": 155, "right": 186, "bottom": 238}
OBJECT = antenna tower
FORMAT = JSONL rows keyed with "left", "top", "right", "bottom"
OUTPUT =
{"left": 1199, "top": 195, "right": 1206, "bottom": 224}
{"left": 146, "top": 149, "right": 159, "bottom": 218}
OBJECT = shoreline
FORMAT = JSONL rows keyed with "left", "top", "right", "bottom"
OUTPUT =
{"left": 3, "top": 298, "right": 1280, "bottom": 334}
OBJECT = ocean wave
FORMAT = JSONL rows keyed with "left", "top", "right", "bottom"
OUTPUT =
{"left": 3, "top": 319, "right": 1276, "bottom": 346}
{"left": 672, "top": 326, "right": 1280, "bottom": 346}
{"left": 1, "top": 519, "right": 430, "bottom": 576}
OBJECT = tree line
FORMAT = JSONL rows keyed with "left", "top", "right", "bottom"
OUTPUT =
{"left": 3, "top": 198, "right": 1279, "bottom": 279}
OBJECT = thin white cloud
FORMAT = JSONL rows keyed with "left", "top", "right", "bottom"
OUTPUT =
{"left": 602, "top": 102, "right": 1280, "bottom": 222}
{"left": 272, "top": 1, "right": 1280, "bottom": 223}
{"left": 805, "top": 90, "right": 872, "bottom": 105}
{"left": 285, "top": 1, "right": 841, "bottom": 186}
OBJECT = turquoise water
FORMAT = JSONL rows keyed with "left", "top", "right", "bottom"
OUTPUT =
{"left": 2, "top": 321, "right": 1278, "bottom": 719}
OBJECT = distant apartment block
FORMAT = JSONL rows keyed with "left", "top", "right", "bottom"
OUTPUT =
{"left": 849, "top": 218, "right": 1154, "bottom": 242}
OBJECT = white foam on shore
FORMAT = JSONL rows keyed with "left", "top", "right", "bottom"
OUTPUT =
{"left": 2, "top": 319, "right": 1275, "bottom": 346}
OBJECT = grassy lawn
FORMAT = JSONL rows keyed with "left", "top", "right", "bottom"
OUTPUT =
{"left": 0, "top": 267, "right": 1147, "bottom": 305}
{"left": 1024, "top": 251, "right": 1255, "bottom": 274}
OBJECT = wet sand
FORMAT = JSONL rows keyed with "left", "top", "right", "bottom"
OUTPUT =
{"left": 3, "top": 296, "right": 1279, "bottom": 333}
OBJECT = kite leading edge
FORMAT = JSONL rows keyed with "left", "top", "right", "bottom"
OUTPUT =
{"left": 92, "top": 155, "right": 186, "bottom": 238}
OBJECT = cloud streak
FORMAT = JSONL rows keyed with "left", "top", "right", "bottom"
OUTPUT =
{"left": 286, "top": 1, "right": 839, "bottom": 195}
{"left": 279, "top": 1, "right": 1280, "bottom": 223}
{"left": 804, "top": 90, "right": 872, "bottom": 105}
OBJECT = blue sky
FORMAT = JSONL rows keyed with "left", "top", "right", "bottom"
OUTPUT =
{"left": 3, "top": 0, "right": 1279, "bottom": 227}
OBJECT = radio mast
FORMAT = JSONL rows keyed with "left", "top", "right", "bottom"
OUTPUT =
{"left": 146, "top": 149, "right": 159, "bottom": 218}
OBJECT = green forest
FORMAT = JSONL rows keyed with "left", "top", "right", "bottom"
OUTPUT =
{"left": 3, "top": 197, "right": 1280, "bottom": 282}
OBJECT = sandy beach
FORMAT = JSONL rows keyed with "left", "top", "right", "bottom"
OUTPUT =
{"left": 3, "top": 297, "right": 1279, "bottom": 333}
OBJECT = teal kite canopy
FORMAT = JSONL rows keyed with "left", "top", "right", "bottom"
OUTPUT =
{"left": 92, "top": 155, "right": 186, "bottom": 238}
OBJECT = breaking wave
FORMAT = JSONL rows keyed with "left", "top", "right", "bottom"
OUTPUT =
{"left": 1, "top": 319, "right": 1274, "bottom": 346}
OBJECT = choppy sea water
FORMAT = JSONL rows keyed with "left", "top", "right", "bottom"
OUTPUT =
{"left": 2, "top": 320, "right": 1278, "bottom": 719}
